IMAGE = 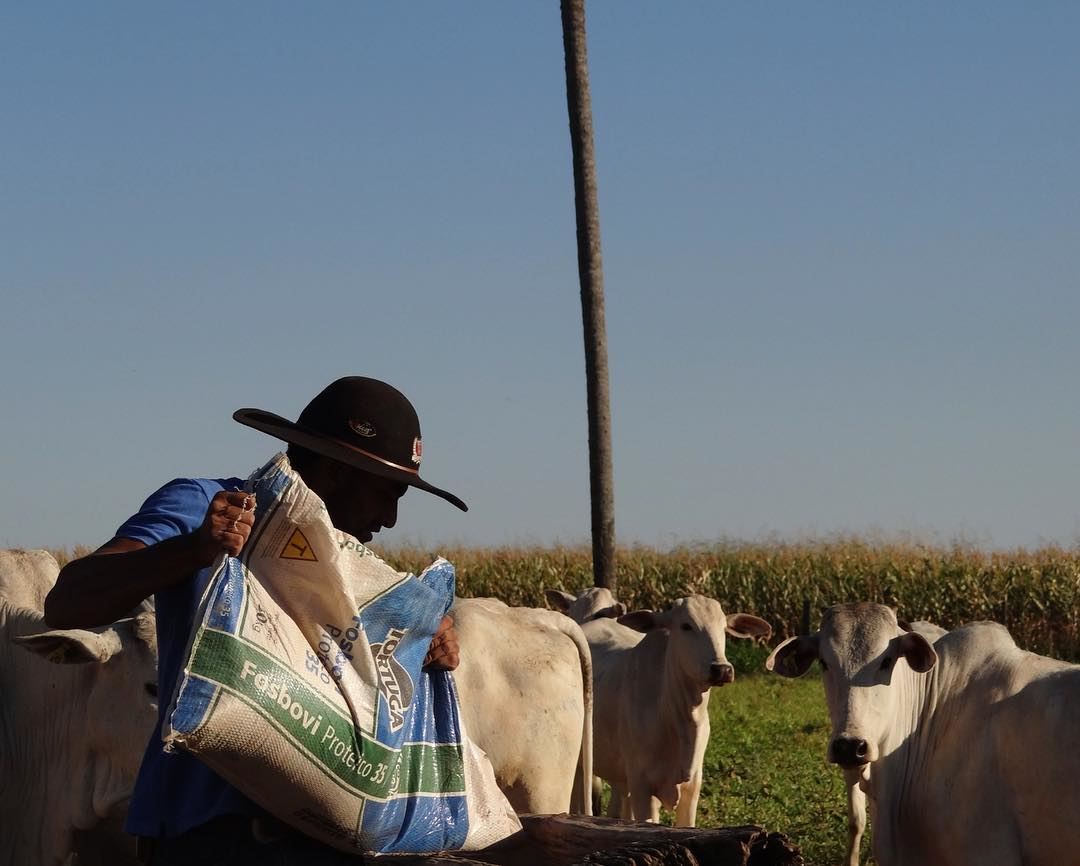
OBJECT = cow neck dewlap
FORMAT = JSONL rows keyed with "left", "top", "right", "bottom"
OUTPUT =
{"left": 652, "top": 630, "right": 711, "bottom": 789}
{"left": 866, "top": 653, "right": 941, "bottom": 853}
{"left": 655, "top": 630, "right": 712, "bottom": 719}
{"left": 0, "top": 641, "right": 95, "bottom": 866}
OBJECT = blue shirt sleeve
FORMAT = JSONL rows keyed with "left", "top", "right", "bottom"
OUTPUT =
{"left": 114, "top": 478, "right": 219, "bottom": 547}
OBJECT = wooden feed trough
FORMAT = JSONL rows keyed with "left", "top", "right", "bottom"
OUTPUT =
{"left": 376, "top": 814, "right": 803, "bottom": 866}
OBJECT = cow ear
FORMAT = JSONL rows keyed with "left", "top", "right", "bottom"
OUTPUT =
{"left": 897, "top": 631, "right": 937, "bottom": 673}
{"left": 133, "top": 611, "right": 158, "bottom": 653}
{"left": 13, "top": 627, "right": 123, "bottom": 665}
{"left": 617, "top": 609, "right": 660, "bottom": 633}
{"left": 590, "top": 604, "right": 625, "bottom": 621}
{"left": 545, "top": 589, "right": 576, "bottom": 613}
{"left": 765, "top": 634, "right": 820, "bottom": 678}
{"left": 725, "top": 614, "right": 773, "bottom": 642}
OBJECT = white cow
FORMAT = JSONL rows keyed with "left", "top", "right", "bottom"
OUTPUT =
{"left": 545, "top": 587, "right": 625, "bottom": 624}
{"left": 1, "top": 549, "right": 148, "bottom": 866}
{"left": 545, "top": 586, "right": 626, "bottom": 813}
{"left": 835, "top": 618, "right": 949, "bottom": 866}
{"left": 767, "top": 603, "right": 1080, "bottom": 866}
{"left": 0, "top": 600, "right": 158, "bottom": 866}
{"left": 451, "top": 596, "right": 594, "bottom": 815}
{"left": 0, "top": 548, "right": 61, "bottom": 610}
{"left": 578, "top": 593, "right": 771, "bottom": 826}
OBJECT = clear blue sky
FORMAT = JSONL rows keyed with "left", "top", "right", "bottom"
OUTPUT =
{"left": 3, "top": 3, "right": 1078, "bottom": 553}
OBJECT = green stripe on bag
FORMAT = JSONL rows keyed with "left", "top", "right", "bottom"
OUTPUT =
{"left": 189, "top": 628, "right": 466, "bottom": 800}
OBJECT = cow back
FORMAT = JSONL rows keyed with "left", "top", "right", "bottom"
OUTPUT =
{"left": 0, "top": 549, "right": 60, "bottom": 611}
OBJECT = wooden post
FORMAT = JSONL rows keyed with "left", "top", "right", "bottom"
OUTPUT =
{"left": 560, "top": 0, "right": 616, "bottom": 593}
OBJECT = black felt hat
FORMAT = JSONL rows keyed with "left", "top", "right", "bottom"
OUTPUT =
{"left": 233, "top": 377, "right": 467, "bottom": 511}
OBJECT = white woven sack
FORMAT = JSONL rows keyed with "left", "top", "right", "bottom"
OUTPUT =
{"left": 164, "top": 453, "right": 520, "bottom": 853}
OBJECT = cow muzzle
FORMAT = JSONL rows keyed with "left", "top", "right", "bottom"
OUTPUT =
{"left": 829, "top": 736, "right": 871, "bottom": 768}
{"left": 709, "top": 662, "right": 735, "bottom": 686}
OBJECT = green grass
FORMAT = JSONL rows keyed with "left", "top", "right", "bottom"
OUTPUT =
{"left": 697, "top": 643, "right": 865, "bottom": 865}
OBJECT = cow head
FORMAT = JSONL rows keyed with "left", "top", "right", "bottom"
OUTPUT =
{"left": 14, "top": 608, "right": 159, "bottom": 818}
{"left": 545, "top": 587, "right": 626, "bottom": 624}
{"left": 765, "top": 602, "right": 937, "bottom": 768}
{"left": 619, "top": 594, "right": 772, "bottom": 692}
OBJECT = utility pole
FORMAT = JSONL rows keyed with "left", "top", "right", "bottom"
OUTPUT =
{"left": 560, "top": 0, "right": 615, "bottom": 592}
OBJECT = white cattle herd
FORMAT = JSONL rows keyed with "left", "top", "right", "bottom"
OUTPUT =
{"left": 3, "top": 550, "right": 1077, "bottom": 865}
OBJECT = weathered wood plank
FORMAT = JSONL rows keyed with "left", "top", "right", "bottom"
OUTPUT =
{"left": 373, "top": 815, "right": 802, "bottom": 866}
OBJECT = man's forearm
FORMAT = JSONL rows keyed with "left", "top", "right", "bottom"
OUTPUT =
{"left": 44, "top": 534, "right": 211, "bottom": 629}
{"left": 46, "top": 489, "right": 255, "bottom": 629}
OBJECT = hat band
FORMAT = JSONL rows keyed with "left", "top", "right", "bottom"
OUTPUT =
{"left": 327, "top": 435, "right": 420, "bottom": 476}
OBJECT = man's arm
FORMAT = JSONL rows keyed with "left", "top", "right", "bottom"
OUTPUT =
{"left": 44, "top": 490, "right": 255, "bottom": 629}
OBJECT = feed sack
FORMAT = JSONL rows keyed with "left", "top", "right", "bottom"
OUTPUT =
{"left": 164, "top": 453, "right": 520, "bottom": 853}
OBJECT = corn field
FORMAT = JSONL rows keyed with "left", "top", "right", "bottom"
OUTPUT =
{"left": 383, "top": 537, "right": 1080, "bottom": 661}
{"left": 50, "top": 537, "right": 1080, "bottom": 660}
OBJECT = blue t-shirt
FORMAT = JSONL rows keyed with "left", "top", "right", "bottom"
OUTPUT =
{"left": 118, "top": 477, "right": 265, "bottom": 838}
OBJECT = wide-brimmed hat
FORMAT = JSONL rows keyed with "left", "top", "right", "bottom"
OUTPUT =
{"left": 233, "top": 377, "right": 467, "bottom": 511}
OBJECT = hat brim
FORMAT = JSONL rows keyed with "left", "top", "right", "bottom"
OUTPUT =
{"left": 233, "top": 408, "right": 468, "bottom": 512}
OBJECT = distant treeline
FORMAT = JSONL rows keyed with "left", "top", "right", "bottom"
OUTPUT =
{"left": 51, "top": 538, "right": 1080, "bottom": 660}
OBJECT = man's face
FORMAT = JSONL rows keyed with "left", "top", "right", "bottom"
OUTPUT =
{"left": 311, "top": 461, "right": 408, "bottom": 543}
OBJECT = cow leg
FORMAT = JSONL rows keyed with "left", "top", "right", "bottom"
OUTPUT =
{"left": 843, "top": 766, "right": 866, "bottom": 866}
{"left": 674, "top": 774, "right": 701, "bottom": 828}
{"left": 629, "top": 782, "right": 661, "bottom": 823}
{"left": 569, "top": 765, "right": 599, "bottom": 817}
{"left": 606, "top": 783, "right": 626, "bottom": 819}
{"left": 523, "top": 770, "right": 576, "bottom": 816}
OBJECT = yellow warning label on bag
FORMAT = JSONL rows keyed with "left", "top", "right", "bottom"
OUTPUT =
{"left": 280, "top": 528, "right": 318, "bottom": 561}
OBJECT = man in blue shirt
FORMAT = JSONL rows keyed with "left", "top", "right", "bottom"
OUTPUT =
{"left": 45, "top": 377, "right": 466, "bottom": 864}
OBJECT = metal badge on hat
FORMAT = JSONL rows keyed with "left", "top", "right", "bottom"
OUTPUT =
{"left": 349, "top": 419, "right": 377, "bottom": 438}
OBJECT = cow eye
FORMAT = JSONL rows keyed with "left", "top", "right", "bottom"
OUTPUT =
{"left": 680, "top": 623, "right": 693, "bottom": 631}
{"left": 145, "top": 682, "right": 158, "bottom": 698}
{"left": 880, "top": 656, "right": 894, "bottom": 672}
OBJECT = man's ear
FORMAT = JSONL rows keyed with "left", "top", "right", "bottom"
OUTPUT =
{"left": 302, "top": 454, "right": 347, "bottom": 497}
{"left": 765, "top": 634, "right": 820, "bottom": 678}
{"left": 545, "top": 589, "right": 576, "bottom": 613}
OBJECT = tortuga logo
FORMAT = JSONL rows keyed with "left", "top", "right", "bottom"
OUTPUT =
{"left": 369, "top": 628, "right": 414, "bottom": 732}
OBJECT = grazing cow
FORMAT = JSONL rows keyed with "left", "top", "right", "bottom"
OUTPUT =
{"left": 0, "top": 548, "right": 61, "bottom": 610}
{"left": 579, "top": 593, "right": 771, "bottom": 826}
{"left": 0, "top": 601, "right": 158, "bottom": 866}
{"left": 451, "top": 597, "right": 594, "bottom": 816}
{"left": 767, "top": 603, "right": 1080, "bottom": 866}
{"left": 545, "top": 587, "right": 625, "bottom": 624}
